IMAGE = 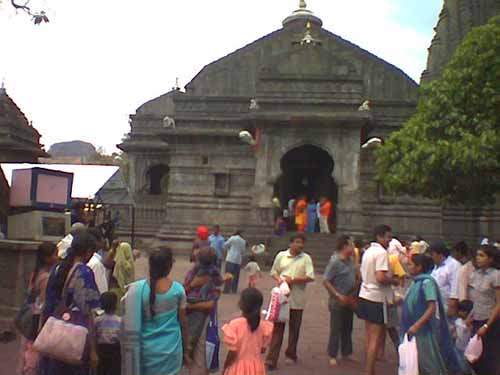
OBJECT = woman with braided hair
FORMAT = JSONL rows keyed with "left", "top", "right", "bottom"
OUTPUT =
{"left": 122, "top": 247, "right": 189, "bottom": 375}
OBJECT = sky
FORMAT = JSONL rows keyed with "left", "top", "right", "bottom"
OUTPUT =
{"left": 0, "top": 0, "right": 442, "bottom": 154}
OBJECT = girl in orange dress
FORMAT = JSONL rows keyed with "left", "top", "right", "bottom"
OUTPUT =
{"left": 221, "top": 288, "right": 273, "bottom": 375}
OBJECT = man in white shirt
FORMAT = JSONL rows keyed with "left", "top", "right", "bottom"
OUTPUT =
{"left": 87, "top": 228, "right": 110, "bottom": 294}
{"left": 430, "top": 240, "right": 461, "bottom": 316}
{"left": 357, "top": 224, "right": 399, "bottom": 375}
{"left": 88, "top": 251, "right": 108, "bottom": 294}
{"left": 453, "top": 241, "right": 475, "bottom": 301}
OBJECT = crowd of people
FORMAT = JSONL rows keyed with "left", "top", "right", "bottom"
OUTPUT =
{"left": 276, "top": 195, "right": 333, "bottom": 235}
{"left": 323, "top": 226, "right": 500, "bottom": 375}
{"left": 13, "top": 219, "right": 500, "bottom": 375}
{"left": 17, "top": 223, "right": 136, "bottom": 375}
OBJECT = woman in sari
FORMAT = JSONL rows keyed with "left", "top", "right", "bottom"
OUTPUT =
{"left": 183, "top": 248, "right": 222, "bottom": 375}
{"left": 18, "top": 242, "right": 58, "bottom": 375}
{"left": 39, "top": 231, "right": 101, "bottom": 375}
{"left": 306, "top": 200, "right": 317, "bottom": 233}
{"left": 294, "top": 195, "right": 307, "bottom": 233}
{"left": 401, "top": 254, "right": 467, "bottom": 375}
{"left": 110, "top": 242, "right": 135, "bottom": 303}
{"left": 122, "top": 247, "right": 189, "bottom": 375}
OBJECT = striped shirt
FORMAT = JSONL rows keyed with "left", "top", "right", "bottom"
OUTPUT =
{"left": 95, "top": 313, "right": 122, "bottom": 345}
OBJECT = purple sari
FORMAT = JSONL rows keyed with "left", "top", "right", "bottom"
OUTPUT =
{"left": 39, "top": 263, "right": 100, "bottom": 375}
{"left": 206, "top": 304, "right": 220, "bottom": 372}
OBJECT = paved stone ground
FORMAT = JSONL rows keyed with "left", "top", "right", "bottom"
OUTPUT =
{"left": 1, "top": 255, "right": 398, "bottom": 375}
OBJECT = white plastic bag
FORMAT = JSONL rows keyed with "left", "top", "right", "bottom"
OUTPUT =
{"left": 464, "top": 334, "right": 483, "bottom": 363}
{"left": 264, "top": 287, "right": 282, "bottom": 322}
{"left": 264, "top": 282, "right": 291, "bottom": 323}
{"left": 398, "top": 334, "right": 418, "bottom": 375}
{"left": 251, "top": 244, "right": 266, "bottom": 255}
{"left": 277, "top": 293, "right": 290, "bottom": 322}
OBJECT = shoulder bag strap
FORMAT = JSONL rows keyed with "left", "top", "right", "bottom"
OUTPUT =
{"left": 61, "top": 263, "right": 82, "bottom": 308}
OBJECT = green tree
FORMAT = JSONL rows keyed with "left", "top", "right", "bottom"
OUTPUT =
{"left": 376, "top": 16, "right": 500, "bottom": 207}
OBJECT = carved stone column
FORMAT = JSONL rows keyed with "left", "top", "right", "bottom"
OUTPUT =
{"left": 252, "top": 131, "right": 275, "bottom": 228}
{"left": 335, "top": 131, "right": 364, "bottom": 236}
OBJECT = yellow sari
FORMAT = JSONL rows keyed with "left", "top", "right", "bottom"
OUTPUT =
{"left": 294, "top": 199, "right": 307, "bottom": 228}
{"left": 111, "top": 242, "right": 135, "bottom": 302}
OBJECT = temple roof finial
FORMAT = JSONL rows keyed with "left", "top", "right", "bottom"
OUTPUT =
{"left": 0, "top": 78, "right": 6, "bottom": 95}
{"left": 172, "top": 77, "right": 181, "bottom": 91}
{"left": 283, "top": 0, "right": 322, "bottom": 28}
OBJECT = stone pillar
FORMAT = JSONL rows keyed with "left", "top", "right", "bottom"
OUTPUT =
{"left": 335, "top": 133, "right": 364, "bottom": 236}
{"left": 0, "top": 240, "right": 40, "bottom": 333}
{"left": 252, "top": 131, "right": 275, "bottom": 228}
{"left": 128, "top": 153, "right": 139, "bottom": 194}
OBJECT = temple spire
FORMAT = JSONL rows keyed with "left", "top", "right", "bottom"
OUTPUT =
{"left": 0, "top": 78, "right": 6, "bottom": 95}
{"left": 299, "top": 0, "right": 307, "bottom": 9}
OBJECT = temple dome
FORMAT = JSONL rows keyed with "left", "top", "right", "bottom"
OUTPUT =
{"left": 282, "top": 0, "right": 323, "bottom": 28}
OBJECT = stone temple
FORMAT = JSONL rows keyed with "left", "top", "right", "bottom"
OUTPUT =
{"left": 118, "top": 2, "right": 499, "bottom": 250}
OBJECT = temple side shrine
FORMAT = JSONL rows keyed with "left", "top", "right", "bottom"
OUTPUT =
{"left": 118, "top": 1, "right": 499, "bottom": 249}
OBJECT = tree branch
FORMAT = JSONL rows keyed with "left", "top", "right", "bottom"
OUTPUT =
{"left": 10, "top": 0, "right": 49, "bottom": 24}
{"left": 11, "top": 0, "right": 33, "bottom": 15}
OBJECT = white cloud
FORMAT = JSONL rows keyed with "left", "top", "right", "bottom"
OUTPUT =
{"left": 0, "top": 0, "right": 438, "bottom": 153}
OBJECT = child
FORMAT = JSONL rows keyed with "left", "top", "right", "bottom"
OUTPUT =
{"left": 95, "top": 292, "right": 122, "bottom": 375}
{"left": 222, "top": 288, "right": 273, "bottom": 375}
{"left": 454, "top": 300, "right": 473, "bottom": 355}
{"left": 244, "top": 255, "right": 261, "bottom": 288}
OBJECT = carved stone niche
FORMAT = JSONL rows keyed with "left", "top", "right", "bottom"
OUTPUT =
{"left": 214, "top": 172, "right": 230, "bottom": 197}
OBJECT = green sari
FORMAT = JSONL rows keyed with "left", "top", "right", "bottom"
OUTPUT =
{"left": 401, "top": 274, "right": 468, "bottom": 375}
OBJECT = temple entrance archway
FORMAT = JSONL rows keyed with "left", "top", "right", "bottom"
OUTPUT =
{"left": 274, "top": 144, "right": 338, "bottom": 230}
